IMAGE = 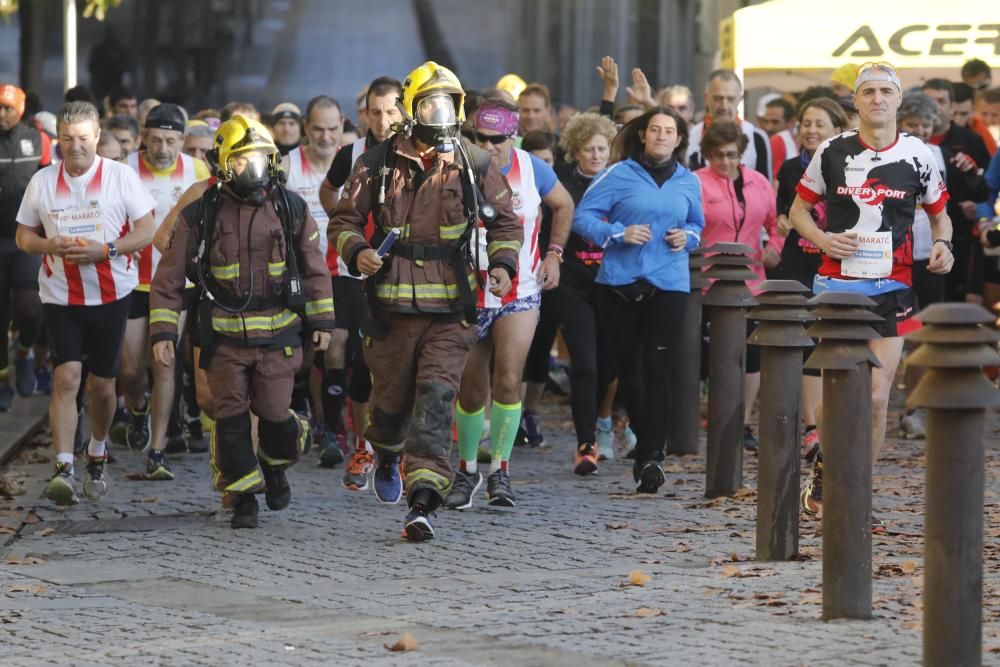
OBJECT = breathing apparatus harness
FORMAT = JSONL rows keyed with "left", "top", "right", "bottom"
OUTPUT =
{"left": 188, "top": 151, "right": 307, "bottom": 368}
{"left": 361, "top": 112, "right": 496, "bottom": 338}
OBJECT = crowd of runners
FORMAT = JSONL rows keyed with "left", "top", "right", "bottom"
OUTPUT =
{"left": 1, "top": 53, "right": 998, "bottom": 540}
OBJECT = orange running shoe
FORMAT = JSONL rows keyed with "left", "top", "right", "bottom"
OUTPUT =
{"left": 341, "top": 449, "right": 374, "bottom": 491}
{"left": 573, "top": 442, "right": 599, "bottom": 476}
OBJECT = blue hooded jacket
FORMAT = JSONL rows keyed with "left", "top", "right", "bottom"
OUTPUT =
{"left": 572, "top": 158, "right": 704, "bottom": 292}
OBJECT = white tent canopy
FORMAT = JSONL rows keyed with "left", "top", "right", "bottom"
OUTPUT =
{"left": 721, "top": 0, "right": 1000, "bottom": 91}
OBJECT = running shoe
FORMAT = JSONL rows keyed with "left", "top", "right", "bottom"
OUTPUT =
{"left": 318, "top": 440, "right": 345, "bottom": 468}
{"left": 83, "top": 455, "right": 110, "bottom": 498}
{"left": 403, "top": 489, "right": 440, "bottom": 542}
{"left": 341, "top": 449, "right": 374, "bottom": 491}
{"left": 164, "top": 415, "right": 187, "bottom": 454}
{"left": 125, "top": 402, "right": 151, "bottom": 452}
{"left": 372, "top": 452, "right": 402, "bottom": 504}
{"left": 486, "top": 469, "right": 516, "bottom": 507}
{"left": 145, "top": 449, "right": 174, "bottom": 481}
{"left": 573, "top": 442, "right": 599, "bottom": 476}
{"left": 44, "top": 462, "right": 80, "bottom": 506}
{"left": 596, "top": 418, "right": 614, "bottom": 461}
{"left": 634, "top": 460, "right": 665, "bottom": 494}
{"left": 262, "top": 466, "right": 290, "bottom": 511}
{"left": 872, "top": 515, "right": 887, "bottom": 535}
{"left": 743, "top": 425, "right": 759, "bottom": 452}
{"left": 521, "top": 410, "right": 545, "bottom": 447}
{"left": 801, "top": 451, "right": 823, "bottom": 516}
{"left": 230, "top": 493, "right": 259, "bottom": 529}
{"left": 623, "top": 423, "right": 637, "bottom": 459}
{"left": 33, "top": 366, "right": 51, "bottom": 395}
{"left": 13, "top": 351, "right": 36, "bottom": 397}
{"left": 899, "top": 410, "right": 926, "bottom": 440}
{"left": 445, "top": 469, "right": 482, "bottom": 510}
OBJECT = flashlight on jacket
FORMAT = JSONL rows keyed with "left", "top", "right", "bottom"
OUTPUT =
{"left": 377, "top": 227, "right": 401, "bottom": 257}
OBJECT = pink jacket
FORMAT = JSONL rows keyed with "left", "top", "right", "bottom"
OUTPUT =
{"left": 695, "top": 165, "right": 782, "bottom": 292}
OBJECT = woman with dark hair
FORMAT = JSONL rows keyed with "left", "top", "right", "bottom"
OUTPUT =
{"left": 696, "top": 121, "right": 781, "bottom": 452}
{"left": 772, "top": 98, "right": 848, "bottom": 456}
{"left": 572, "top": 107, "right": 704, "bottom": 493}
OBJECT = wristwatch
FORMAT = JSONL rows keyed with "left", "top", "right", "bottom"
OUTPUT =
{"left": 933, "top": 239, "right": 953, "bottom": 252}
{"left": 107, "top": 242, "right": 118, "bottom": 259}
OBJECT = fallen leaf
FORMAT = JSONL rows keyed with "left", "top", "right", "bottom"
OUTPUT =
{"left": 721, "top": 564, "right": 741, "bottom": 578}
{"left": 628, "top": 570, "right": 651, "bottom": 586}
{"left": 141, "top": 497, "right": 159, "bottom": 503}
{"left": 901, "top": 560, "right": 918, "bottom": 574}
{"left": 5, "top": 556, "right": 45, "bottom": 565}
{"left": 7, "top": 584, "right": 47, "bottom": 594}
{"left": 621, "top": 607, "right": 664, "bottom": 618}
{"left": 0, "top": 525, "right": 18, "bottom": 534}
{"left": 0, "top": 474, "right": 24, "bottom": 496}
{"left": 605, "top": 522, "right": 630, "bottom": 530}
{"left": 384, "top": 632, "right": 419, "bottom": 652}
{"left": 34, "top": 528, "right": 55, "bottom": 537}
{"left": 22, "top": 513, "right": 39, "bottom": 524}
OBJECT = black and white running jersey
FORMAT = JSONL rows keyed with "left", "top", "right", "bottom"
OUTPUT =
{"left": 795, "top": 130, "right": 949, "bottom": 285}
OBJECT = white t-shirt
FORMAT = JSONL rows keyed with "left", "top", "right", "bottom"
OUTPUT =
{"left": 16, "top": 157, "right": 155, "bottom": 306}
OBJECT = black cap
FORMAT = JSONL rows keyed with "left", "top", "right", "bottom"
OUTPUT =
{"left": 144, "top": 103, "right": 186, "bottom": 133}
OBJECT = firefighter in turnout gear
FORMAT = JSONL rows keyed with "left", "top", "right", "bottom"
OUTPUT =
{"left": 150, "top": 115, "right": 335, "bottom": 529}
{"left": 327, "top": 61, "right": 522, "bottom": 541}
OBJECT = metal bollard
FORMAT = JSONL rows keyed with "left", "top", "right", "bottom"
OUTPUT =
{"left": 904, "top": 303, "right": 1000, "bottom": 667}
{"left": 747, "top": 280, "right": 814, "bottom": 561}
{"left": 804, "top": 291, "right": 883, "bottom": 620}
{"left": 703, "top": 242, "right": 756, "bottom": 498}
{"left": 668, "top": 247, "right": 708, "bottom": 456}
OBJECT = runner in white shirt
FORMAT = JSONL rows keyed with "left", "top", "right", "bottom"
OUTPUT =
{"left": 449, "top": 99, "right": 574, "bottom": 509}
{"left": 281, "top": 94, "right": 343, "bottom": 465}
{"left": 15, "top": 101, "right": 155, "bottom": 506}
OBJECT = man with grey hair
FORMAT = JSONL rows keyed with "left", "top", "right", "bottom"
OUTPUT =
{"left": 120, "top": 103, "right": 211, "bottom": 479}
{"left": 657, "top": 84, "right": 694, "bottom": 123}
{"left": 789, "top": 63, "right": 954, "bottom": 531}
{"left": 183, "top": 120, "right": 214, "bottom": 164}
{"left": 15, "top": 101, "right": 156, "bottom": 505}
{"left": 686, "top": 69, "right": 772, "bottom": 180}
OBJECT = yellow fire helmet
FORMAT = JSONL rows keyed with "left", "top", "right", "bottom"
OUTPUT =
{"left": 213, "top": 114, "right": 279, "bottom": 182}
{"left": 496, "top": 73, "right": 527, "bottom": 101}
{"left": 400, "top": 61, "right": 466, "bottom": 123}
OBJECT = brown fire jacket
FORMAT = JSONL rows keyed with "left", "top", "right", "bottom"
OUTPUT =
{"left": 150, "top": 184, "right": 335, "bottom": 347}
{"left": 327, "top": 136, "right": 521, "bottom": 315}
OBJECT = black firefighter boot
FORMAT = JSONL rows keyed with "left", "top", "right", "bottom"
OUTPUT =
{"left": 231, "top": 494, "right": 259, "bottom": 529}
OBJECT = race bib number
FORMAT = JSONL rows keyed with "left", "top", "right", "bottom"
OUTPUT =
{"left": 841, "top": 231, "right": 891, "bottom": 279}
{"left": 55, "top": 207, "right": 105, "bottom": 244}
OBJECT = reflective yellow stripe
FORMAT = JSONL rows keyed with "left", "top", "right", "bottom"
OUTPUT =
{"left": 268, "top": 261, "right": 285, "bottom": 277}
{"left": 224, "top": 468, "right": 263, "bottom": 493}
{"left": 440, "top": 222, "right": 467, "bottom": 240}
{"left": 210, "top": 263, "right": 240, "bottom": 280}
{"left": 211, "top": 309, "right": 299, "bottom": 334}
{"left": 405, "top": 469, "right": 451, "bottom": 493}
{"left": 336, "top": 231, "right": 365, "bottom": 256}
{"left": 305, "top": 298, "right": 334, "bottom": 316}
{"left": 487, "top": 240, "right": 521, "bottom": 255}
{"left": 376, "top": 278, "right": 474, "bottom": 301}
{"left": 308, "top": 230, "right": 319, "bottom": 242}
{"left": 149, "top": 308, "right": 179, "bottom": 325}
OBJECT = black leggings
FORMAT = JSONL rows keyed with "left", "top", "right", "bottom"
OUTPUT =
{"left": 596, "top": 286, "right": 686, "bottom": 463}
{"left": 524, "top": 282, "right": 615, "bottom": 444}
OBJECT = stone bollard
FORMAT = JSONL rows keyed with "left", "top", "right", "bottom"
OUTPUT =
{"left": 904, "top": 303, "right": 1000, "bottom": 667}
{"left": 703, "top": 242, "right": 756, "bottom": 498}
{"left": 668, "top": 247, "right": 708, "bottom": 456}
{"left": 803, "top": 290, "right": 883, "bottom": 620}
{"left": 747, "top": 280, "right": 814, "bottom": 561}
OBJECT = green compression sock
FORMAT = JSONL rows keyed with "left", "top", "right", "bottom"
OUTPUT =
{"left": 456, "top": 402, "right": 485, "bottom": 474}
{"left": 491, "top": 400, "right": 522, "bottom": 473}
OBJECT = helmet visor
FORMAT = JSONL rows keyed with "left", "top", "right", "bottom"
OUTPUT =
{"left": 228, "top": 150, "right": 271, "bottom": 182}
{"left": 415, "top": 94, "right": 457, "bottom": 127}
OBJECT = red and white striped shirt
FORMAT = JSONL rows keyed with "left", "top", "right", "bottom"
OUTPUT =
{"left": 16, "top": 157, "right": 155, "bottom": 306}
{"left": 477, "top": 147, "right": 542, "bottom": 308}
{"left": 128, "top": 151, "right": 209, "bottom": 290}
{"left": 285, "top": 146, "right": 333, "bottom": 266}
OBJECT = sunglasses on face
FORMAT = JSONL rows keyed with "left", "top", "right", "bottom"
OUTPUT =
{"left": 474, "top": 131, "right": 509, "bottom": 145}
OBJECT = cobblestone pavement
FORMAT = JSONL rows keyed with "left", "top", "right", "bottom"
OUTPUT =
{"left": 2, "top": 392, "right": 999, "bottom": 666}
